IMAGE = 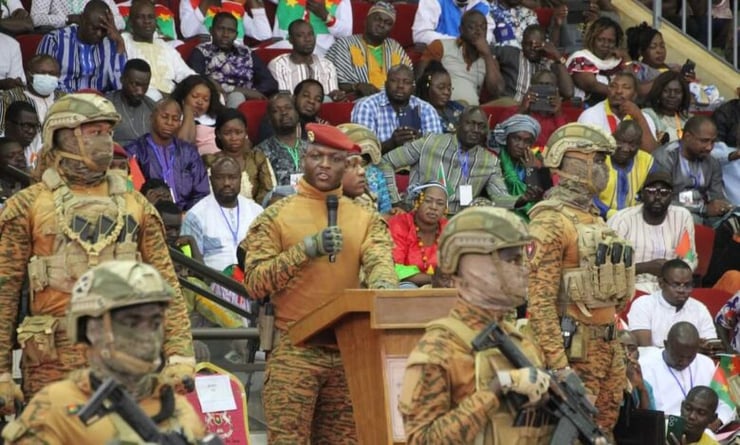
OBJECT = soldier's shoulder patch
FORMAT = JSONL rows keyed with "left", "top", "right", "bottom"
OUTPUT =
{"left": 526, "top": 241, "right": 537, "bottom": 260}
{"left": 66, "top": 404, "right": 83, "bottom": 415}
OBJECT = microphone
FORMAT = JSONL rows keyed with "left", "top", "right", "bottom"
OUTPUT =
{"left": 327, "top": 195, "right": 338, "bottom": 263}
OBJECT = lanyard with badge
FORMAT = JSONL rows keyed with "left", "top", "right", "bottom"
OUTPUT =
{"left": 281, "top": 139, "right": 303, "bottom": 186}
{"left": 148, "top": 138, "right": 178, "bottom": 202}
{"left": 457, "top": 145, "right": 473, "bottom": 206}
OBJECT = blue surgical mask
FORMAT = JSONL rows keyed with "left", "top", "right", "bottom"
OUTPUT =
{"left": 31, "top": 74, "right": 59, "bottom": 96}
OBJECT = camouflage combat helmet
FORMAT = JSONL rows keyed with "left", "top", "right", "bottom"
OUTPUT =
{"left": 543, "top": 123, "right": 615, "bottom": 169}
{"left": 337, "top": 123, "right": 382, "bottom": 164}
{"left": 67, "top": 261, "right": 173, "bottom": 343}
{"left": 437, "top": 207, "right": 531, "bottom": 274}
{"left": 41, "top": 93, "right": 121, "bottom": 153}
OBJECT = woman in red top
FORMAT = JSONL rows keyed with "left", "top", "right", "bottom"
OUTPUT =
{"left": 388, "top": 182, "right": 448, "bottom": 288}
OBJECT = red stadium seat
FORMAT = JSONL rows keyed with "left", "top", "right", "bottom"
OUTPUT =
{"left": 535, "top": 7, "right": 553, "bottom": 29}
{"left": 238, "top": 100, "right": 269, "bottom": 143}
{"left": 691, "top": 288, "right": 733, "bottom": 318}
{"left": 317, "top": 102, "right": 354, "bottom": 126}
{"left": 390, "top": 3, "right": 417, "bottom": 49}
{"left": 253, "top": 46, "right": 291, "bottom": 64}
{"left": 16, "top": 34, "right": 44, "bottom": 71}
{"left": 175, "top": 37, "right": 201, "bottom": 62}
{"left": 694, "top": 224, "right": 716, "bottom": 283}
{"left": 352, "top": 1, "right": 372, "bottom": 35}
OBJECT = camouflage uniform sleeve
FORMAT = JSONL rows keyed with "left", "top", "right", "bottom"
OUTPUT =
{"left": 138, "top": 200, "right": 194, "bottom": 359}
{"left": 0, "top": 189, "right": 34, "bottom": 374}
{"left": 399, "top": 363, "right": 498, "bottom": 444}
{"left": 2, "top": 388, "right": 63, "bottom": 445}
{"left": 361, "top": 212, "right": 399, "bottom": 289}
{"left": 527, "top": 210, "right": 570, "bottom": 370}
{"left": 241, "top": 204, "right": 311, "bottom": 300}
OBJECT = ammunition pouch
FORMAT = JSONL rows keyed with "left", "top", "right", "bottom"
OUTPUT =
{"left": 17, "top": 315, "right": 61, "bottom": 368}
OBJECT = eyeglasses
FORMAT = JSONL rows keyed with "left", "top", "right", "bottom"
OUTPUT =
{"left": 642, "top": 187, "right": 672, "bottom": 197}
{"left": 663, "top": 280, "right": 693, "bottom": 291}
{"left": 7, "top": 120, "right": 40, "bottom": 132}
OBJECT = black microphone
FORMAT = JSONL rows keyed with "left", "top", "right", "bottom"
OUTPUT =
{"left": 327, "top": 195, "right": 338, "bottom": 263}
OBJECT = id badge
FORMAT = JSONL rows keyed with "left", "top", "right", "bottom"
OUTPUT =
{"left": 459, "top": 185, "right": 473, "bottom": 206}
{"left": 290, "top": 173, "right": 303, "bottom": 187}
{"left": 678, "top": 190, "right": 695, "bottom": 205}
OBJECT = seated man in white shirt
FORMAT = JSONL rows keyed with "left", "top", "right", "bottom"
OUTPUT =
{"left": 578, "top": 71, "right": 659, "bottom": 153}
{"left": 0, "top": 32, "right": 25, "bottom": 90}
{"left": 178, "top": 0, "right": 271, "bottom": 41}
{"left": 628, "top": 259, "right": 717, "bottom": 347}
{"left": 608, "top": 171, "right": 697, "bottom": 294}
{"left": 640, "top": 322, "right": 733, "bottom": 431}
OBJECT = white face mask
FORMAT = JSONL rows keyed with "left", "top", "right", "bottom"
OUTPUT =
{"left": 32, "top": 73, "right": 59, "bottom": 96}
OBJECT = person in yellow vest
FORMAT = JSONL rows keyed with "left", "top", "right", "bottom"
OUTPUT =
{"left": 2, "top": 261, "right": 206, "bottom": 444}
{"left": 399, "top": 207, "right": 555, "bottom": 444}
{"left": 241, "top": 122, "right": 397, "bottom": 444}
{"left": 527, "top": 123, "right": 635, "bottom": 438}
{"left": 0, "top": 93, "right": 195, "bottom": 414}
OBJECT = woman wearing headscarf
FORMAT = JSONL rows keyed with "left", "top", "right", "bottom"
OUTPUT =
{"left": 492, "top": 114, "right": 552, "bottom": 220}
{"left": 388, "top": 182, "right": 449, "bottom": 288}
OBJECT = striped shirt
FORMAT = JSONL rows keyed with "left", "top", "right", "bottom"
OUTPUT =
{"left": 607, "top": 204, "right": 696, "bottom": 293}
{"left": 325, "top": 35, "right": 412, "bottom": 87}
{"left": 37, "top": 25, "right": 125, "bottom": 93}
{"left": 351, "top": 92, "right": 443, "bottom": 144}
{"left": 379, "top": 133, "right": 517, "bottom": 214}
{"left": 267, "top": 54, "right": 339, "bottom": 95}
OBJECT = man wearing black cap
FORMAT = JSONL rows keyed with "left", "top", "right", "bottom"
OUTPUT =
{"left": 607, "top": 170, "right": 697, "bottom": 294}
{"left": 240, "top": 123, "right": 397, "bottom": 444}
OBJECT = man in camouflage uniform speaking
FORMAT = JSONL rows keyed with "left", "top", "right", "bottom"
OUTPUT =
{"left": 399, "top": 207, "right": 554, "bottom": 444}
{"left": 0, "top": 94, "right": 195, "bottom": 413}
{"left": 2, "top": 261, "right": 206, "bottom": 444}
{"left": 527, "top": 123, "right": 635, "bottom": 435}
{"left": 241, "top": 123, "right": 397, "bottom": 444}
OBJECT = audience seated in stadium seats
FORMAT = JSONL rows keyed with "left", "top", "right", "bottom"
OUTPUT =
{"left": 0, "top": 32, "right": 25, "bottom": 91}
{"left": 608, "top": 172, "right": 697, "bottom": 294}
{"left": 566, "top": 17, "right": 629, "bottom": 106}
{"left": 125, "top": 98, "right": 209, "bottom": 211}
{"left": 203, "top": 108, "right": 275, "bottom": 205}
{"left": 326, "top": 2, "right": 412, "bottom": 99}
{"left": 257, "top": 79, "right": 328, "bottom": 144}
{"left": 179, "top": 0, "right": 271, "bottom": 41}
{"left": 595, "top": 120, "right": 655, "bottom": 219}
{"left": 0, "top": 137, "right": 28, "bottom": 205}
{"left": 416, "top": 10, "right": 503, "bottom": 106}
{"left": 1, "top": 101, "right": 41, "bottom": 171}
{"left": 578, "top": 72, "right": 658, "bottom": 152}
{"left": 542, "top": 0, "right": 620, "bottom": 55}
{"left": 489, "top": 114, "right": 551, "bottom": 220}
{"left": 188, "top": 12, "right": 277, "bottom": 108}
{"left": 31, "top": 0, "right": 124, "bottom": 30}
{"left": 415, "top": 62, "right": 465, "bottom": 133}
{"left": 379, "top": 107, "right": 518, "bottom": 214}
{"left": 170, "top": 74, "right": 224, "bottom": 156}
{"left": 267, "top": 19, "right": 345, "bottom": 102}
{"left": 493, "top": 24, "right": 573, "bottom": 104}
{"left": 37, "top": 1, "right": 126, "bottom": 94}
{"left": 266, "top": 0, "right": 352, "bottom": 55}
{"left": 652, "top": 116, "right": 734, "bottom": 225}
{"left": 642, "top": 71, "right": 693, "bottom": 145}
{"left": 489, "top": 0, "right": 538, "bottom": 48}
{"left": 411, "top": 0, "right": 493, "bottom": 45}
{"left": 625, "top": 23, "right": 686, "bottom": 93}
{"left": 107, "top": 58, "right": 156, "bottom": 147}
{"left": 715, "top": 290, "right": 740, "bottom": 353}
{"left": 117, "top": 1, "right": 178, "bottom": 41}
{"left": 122, "top": 0, "right": 195, "bottom": 101}
{"left": 351, "top": 65, "right": 442, "bottom": 155}
{"left": 254, "top": 93, "right": 308, "bottom": 187}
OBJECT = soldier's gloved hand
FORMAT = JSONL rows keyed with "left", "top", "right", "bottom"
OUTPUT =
{"left": 304, "top": 226, "right": 343, "bottom": 258}
{"left": 0, "top": 372, "right": 24, "bottom": 415}
{"left": 159, "top": 357, "right": 196, "bottom": 394}
{"left": 498, "top": 367, "right": 550, "bottom": 406}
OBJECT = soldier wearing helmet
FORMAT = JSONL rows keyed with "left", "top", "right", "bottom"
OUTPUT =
{"left": 399, "top": 207, "right": 556, "bottom": 444}
{"left": 0, "top": 93, "right": 195, "bottom": 414}
{"left": 527, "top": 123, "right": 635, "bottom": 437}
{"left": 2, "top": 261, "right": 206, "bottom": 444}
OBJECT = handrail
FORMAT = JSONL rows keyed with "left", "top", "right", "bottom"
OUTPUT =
{"left": 178, "top": 275, "right": 252, "bottom": 319}
{"left": 169, "top": 247, "right": 248, "bottom": 298}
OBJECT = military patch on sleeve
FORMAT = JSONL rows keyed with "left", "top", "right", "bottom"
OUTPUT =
{"left": 526, "top": 241, "right": 536, "bottom": 260}
{"left": 66, "top": 404, "right": 83, "bottom": 415}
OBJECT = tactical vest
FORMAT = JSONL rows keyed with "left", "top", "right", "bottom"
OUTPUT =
{"left": 531, "top": 200, "right": 635, "bottom": 316}
{"left": 27, "top": 169, "right": 141, "bottom": 297}
{"left": 406, "top": 317, "right": 554, "bottom": 445}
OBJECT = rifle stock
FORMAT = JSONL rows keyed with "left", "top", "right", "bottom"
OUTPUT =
{"left": 471, "top": 322, "right": 610, "bottom": 445}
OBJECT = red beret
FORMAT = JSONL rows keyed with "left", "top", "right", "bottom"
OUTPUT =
{"left": 113, "top": 143, "right": 128, "bottom": 158}
{"left": 305, "top": 123, "right": 361, "bottom": 154}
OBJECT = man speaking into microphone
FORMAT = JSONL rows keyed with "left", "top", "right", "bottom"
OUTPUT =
{"left": 241, "top": 123, "right": 397, "bottom": 444}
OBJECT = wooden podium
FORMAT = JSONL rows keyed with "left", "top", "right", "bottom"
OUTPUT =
{"left": 289, "top": 289, "right": 457, "bottom": 445}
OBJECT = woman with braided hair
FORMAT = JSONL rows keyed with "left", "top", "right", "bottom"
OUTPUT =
{"left": 388, "top": 182, "right": 449, "bottom": 288}
{"left": 492, "top": 114, "right": 552, "bottom": 220}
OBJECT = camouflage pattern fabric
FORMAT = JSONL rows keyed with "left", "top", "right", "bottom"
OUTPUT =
{"left": 2, "top": 369, "right": 205, "bottom": 444}
{"left": 399, "top": 299, "right": 554, "bottom": 445}
{"left": 0, "top": 173, "right": 194, "bottom": 399}
{"left": 527, "top": 199, "right": 626, "bottom": 431}
{"left": 263, "top": 334, "right": 357, "bottom": 445}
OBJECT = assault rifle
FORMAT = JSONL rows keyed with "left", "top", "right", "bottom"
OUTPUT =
{"left": 78, "top": 377, "right": 223, "bottom": 445}
{"left": 471, "top": 322, "right": 610, "bottom": 445}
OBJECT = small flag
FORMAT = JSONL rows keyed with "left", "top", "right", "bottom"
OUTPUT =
{"left": 437, "top": 162, "right": 452, "bottom": 195}
{"left": 129, "top": 156, "right": 145, "bottom": 191}
{"left": 711, "top": 355, "right": 740, "bottom": 409}
{"left": 674, "top": 229, "right": 695, "bottom": 262}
